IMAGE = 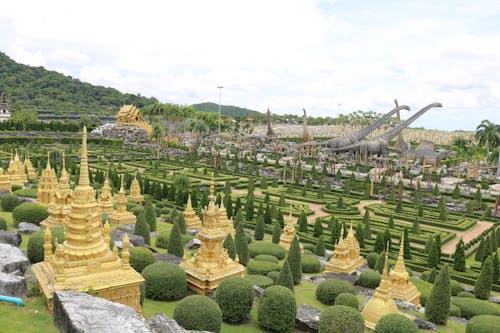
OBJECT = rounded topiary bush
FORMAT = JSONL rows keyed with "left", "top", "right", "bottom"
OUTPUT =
{"left": 449, "top": 304, "right": 461, "bottom": 317}
{"left": 302, "top": 254, "right": 321, "bottom": 273}
{"left": 27, "top": 227, "right": 64, "bottom": 263}
{"left": 450, "top": 280, "right": 463, "bottom": 296}
{"left": 174, "top": 295, "right": 222, "bottom": 333}
{"left": 374, "top": 313, "right": 418, "bottom": 333}
{"left": 141, "top": 262, "right": 186, "bottom": 301}
{"left": 215, "top": 277, "right": 254, "bottom": 323}
{"left": 366, "top": 252, "right": 379, "bottom": 269}
{"left": 420, "top": 271, "right": 430, "bottom": 281}
{"left": 303, "top": 243, "right": 314, "bottom": 252}
{"left": 359, "top": 270, "right": 381, "bottom": 289}
{"left": 12, "top": 202, "right": 48, "bottom": 226}
{"left": 243, "top": 275, "right": 274, "bottom": 289}
{"left": 316, "top": 279, "right": 355, "bottom": 305}
{"left": 267, "top": 271, "right": 280, "bottom": 284}
{"left": 258, "top": 285, "right": 296, "bottom": 333}
{"left": 255, "top": 254, "right": 279, "bottom": 263}
{"left": 246, "top": 260, "right": 281, "bottom": 276}
{"left": 334, "top": 292, "right": 359, "bottom": 309}
{"left": 318, "top": 305, "right": 364, "bottom": 333}
{"left": 129, "top": 247, "right": 155, "bottom": 273}
{"left": 248, "top": 242, "right": 286, "bottom": 260}
{"left": 0, "top": 217, "right": 7, "bottom": 231}
{"left": 466, "top": 315, "right": 500, "bottom": 333}
{"left": 457, "top": 291, "right": 474, "bottom": 298}
{"left": 452, "top": 297, "right": 500, "bottom": 319}
{"left": 155, "top": 231, "right": 170, "bottom": 249}
{"left": 131, "top": 206, "right": 145, "bottom": 216}
{"left": 1, "top": 194, "right": 20, "bottom": 212}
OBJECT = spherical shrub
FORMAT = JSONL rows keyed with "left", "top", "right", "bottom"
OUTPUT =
{"left": 248, "top": 242, "right": 286, "bottom": 260}
{"left": 450, "top": 280, "right": 463, "bottom": 296}
{"left": 246, "top": 260, "right": 281, "bottom": 276}
{"left": 0, "top": 217, "right": 7, "bottom": 231}
{"left": 449, "top": 304, "right": 461, "bottom": 317}
{"left": 316, "top": 279, "right": 355, "bottom": 305}
{"left": 302, "top": 254, "right": 321, "bottom": 273}
{"left": 452, "top": 297, "right": 500, "bottom": 319}
{"left": 155, "top": 231, "right": 170, "bottom": 249}
{"left": 457, "top": 291, "right": 474, "bottom": 298}
{"left": 420, "top": 271, "right": 430, "bottom": 281}
{"left": 129, "top": 247, "right": 155, "bottom": 273}
{"left": 366, "top": 252, "right": 379, "bottom": 269}
{"left": 1, "top": 194, "right": 20, "bottom": 212}
{"left": 359, "top": 270, "right": 381, "bottom": 289}
{"left": 215, "top": 277, "right": 254, "bottom": 323}
{"left": 27, "top": 227, "right": 64, "bottom": 263}
{"left": 466, "top": 315, "right": 500, "bottom": 333}
{"left": 334, "top": 292, "right": 359, "bottom": 309}
{"left": 174, "top": 295, "right": 222, "bottom": 333}
{"left": 12, "top": 202, "right": 48, "bottom": 226}
{"left": 374, "top": 313, "right": 418, "bottom": 333}
{"left": 267, "top": 271, "right": 280, "bottom": 284}
{"left": 255, "top": 254, "right": 279, "bottom": 263}
{"left": 258, "top": 285, "right": 296, "bottom": 333}
{"left": 318, "top": 305, "right": 364, "bottom": 333}
{"left": 243, "top": 275, "right": 274, "bottom": 289}
{"left": 141, "top": 262, "right": 186, "bottom": 301}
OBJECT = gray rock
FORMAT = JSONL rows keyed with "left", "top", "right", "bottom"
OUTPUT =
{"left": 448, "top": 316, "right": 468, "bottom": 325}
{"left": 488, "top": 295, "right": 500, "bottom": 304}
{"left": 414, "top": 317, "right": 437, "bottom": 331}
{"left": 147, "top": 313, "right": 211, "bottom": 333}
{"left": 186, "top": 229, "right": 199, "bottom": 235}
{"left": 154, "top": 253, "right": 182, "bottom": 265}
{"left": 394, "top": 299, "right": 418, "bottom": 311}
{"left": 0, "top": 231, "right": 22, "bottom": 247}
{"left": 253, "top": 285, "right": 265, "bottom": 297}
{"left": 309, "top": 276, "right": 326, "bottom": 285}
{"left": 323, "top": 272, "right": 359, "bottom": 284}
{"left": 184, "top": 238, "right": 202, "bottom": 250}
{"left": 296, "top": 304, "right": 321, "bottom": 332}
{"left": 17, "top": 222, "right": 40, "bottom": 234}
{"left": 0, "top": 244, "right": 28, "bottom": 274}
{"left": 53, "top": 291, "right": 151, "bottom": 333}
{"left": 110, "top": 230, "right": 145, "bottom": 247}
{"left": 314, "top": 255, "right": 328, "bottom": 268}
{"left": 0, "top": 272, "right": 26, "bottom": 296}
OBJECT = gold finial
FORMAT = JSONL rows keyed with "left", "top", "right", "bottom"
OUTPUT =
{"left": 43, "top": 227, "right": 53, "bottom": 262}
{"left": 121, "top": 233, "right": 130, "bottom": 267}
{"left": 46, "top": 151, "right": 51, "bottom": 169}
{"left": 209, "top": 172, "right": 215, "bottom": 196}
{"left": 103, "top": 220, "right": 111, "bottom": 246}
{"left": 62, "top": 152, "right": 66, "bottom": 170}
{"left": 289, "top": 205, "right": 292, "bottom": 217}
{"left": 186, "top": 194, "right": 193, "bottom": 210}
{"left": 399, "top": 232, "right": 404, "bottom": 257}
{"left": 383, "top": 243, "right": 390, "bottom": 278}
{"left": 78, "top": 126, "right": 90, "bottom": 186}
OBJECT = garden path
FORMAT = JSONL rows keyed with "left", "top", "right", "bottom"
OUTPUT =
{"left": 441, "top": 221, "right": 492, "bottom": 255}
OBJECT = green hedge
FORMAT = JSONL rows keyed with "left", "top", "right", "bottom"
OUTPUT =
{"left": 141, "top": 262, "right": 186, "bottom": 301}
{"left": 316, "top": 279, "right": 355, "bottom": 305}
{"left": 359, "top": 270, "right": 381, "bottom": 289}
{"left": 129, "top": 247, "right": 155, "bottom": 273}
{"left": 243, "top": 274, "right": 274, "bottom": 289}
{"left": 246, "top": 260, "right": 281, "bottom": 276}
{"left": 466, "top": 315, "right": 500, "bottom": 333}
{"left": 452, "top": 297, "right": 500, "bottom": 319}
{"left": 374, "top": 313, "right": 418, "bottom": 333}
{"left": 248, "top": 242, "right": 286, "bottom": 260}
{"left": 318, "top": 305, "right": 364, "bottom": 333}
{"left": 334, "top": 292, "right": 359, "bottom": 310}
{"left": 258, "top": 285, "right": 296, "bottom": 333}
{"left": 215, "top": 277, "right": 254, "bottom": 323}
{"left": 1, "top": 194, "right": 20, "bottom": 212}
{"left": 174, "top": 295, "right": 222, "bottom": 333}
{"left": 12, "top": 202, "right": 48, "bottom": 226}
{"left": 254, "top": 254, "right": 279, "bottom": 263}
{"left": 302, "top": 254, "right": 322, "bottom": 273}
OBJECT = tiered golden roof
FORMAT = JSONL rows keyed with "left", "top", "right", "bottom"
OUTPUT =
{"left": 0, "top": 168, "right": 12, "bottom": 191}
{"left": 7, "top": 150, "right": 28, "bottom": 185}
{"left": 324, "top": 223, "right": 365, "bottom": 274}
{"left": 183, "top": 194, "right": 202, "bottom": 230}
{"left": 180, "top": 173, "right": 244, "bottom": 294}
{"left": 362, "top": 246, "right": 400, "bottom": 329}
{"left": 128, "top": 175, "right": 144, "bottom": 204}
{"left": 98, "top": 172, "right": 114, "bottom": 215}
{"left": 36, "top": 152, "right": 59, "bottom": 206}
{"left": 217, "top": 196, "right": 235, "bottom": 238}
{"left": 23, "top": 154, "right": 37, "bottom": 180}
{"left": 108, "top": 176, "right": 136, "bottom": 225}
{"left": 389, "top": 234, "right": 420, "bottom": 306}
{"left": 32, "top": 127, "right": 144, "bottom": 313}
{"left": 116, "top": 105, "right": 152, "bottom": 134}
{"left": 279, "top": 208, "right": 304, "bottom": 252}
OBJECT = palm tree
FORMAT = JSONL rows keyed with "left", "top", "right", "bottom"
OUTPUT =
{"left": 475, "top": 120, "right": 500, "bottom": 175}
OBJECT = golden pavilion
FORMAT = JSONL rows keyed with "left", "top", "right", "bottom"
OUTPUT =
{"left": 389, "top": 234, "right": 420, "bottom": 306}
{"left": 183, "top": 194, "right": 202, "bottom": 230}
{"left": 98, "top": 172, "right": 115, "bottom": 215}
{"left": 32, "top": 127, "right": 144, "bottom": 313}
{"left": 116, "top": 105, "right": 152, "bottom": 135}
{"left": 279, "top": 209, "right": 304, "bottom": 252}
{"left": 0, "top": 168, "right": 12, "bottom": 191}
{"left": 42, "top": 154, "right": 72, "bottom": 228}
{"left": 36, "top": 152, "right": 59, "bottom": 206}
{"left": 180, "top": 174, "right": 244, "bottom": 294}
{"left": 324, "top": 223, "right": 365, "bottom": 274}
{"left": 362, "top": 246, "right": 400, "bottom": 329}
{"left": 7, "top": 150, "right": 28, "bottom": 185}
{"left": 128, "top": 175, "right": 144, "bottom": 204}
{"left": 23, "top": 154, "right": 37, "bottom": 180}
{"left": 108, "top": 177, "right": 136, "bottom": 225}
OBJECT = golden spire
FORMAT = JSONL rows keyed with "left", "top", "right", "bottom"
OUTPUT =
{"left": 46, "top": 151, "right": 51, "bottom": 170}
{"left": 379, "top": 243, "right": 390, "bottom": 293}
{"left": 209, "top": 172, "right": 215, "bottom": 199}
{"left": 103, "top": 219, "right": 111, "bottom": 246}
{"left": 43, "top": 227, "right": 53, "bottom": 262}
{"left": 121, "top": 233, "right": 130, "bottom": 268}
{"left": 78, "top": 126, "right": 89, "bottom": 186}
{"left": 120, "top": 174, "right": 124, "bottom": 193}
{"left": 186, "top": 193, "right": 193, "bottom": 210}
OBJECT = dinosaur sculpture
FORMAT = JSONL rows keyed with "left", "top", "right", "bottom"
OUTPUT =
{"left": 396, "top": 141, "right": 455, "bottom": 166}
{"left": 266, "top": 108, "right": 276, "bottom": 137}
{"left": 302, "top": 108, "right": 313, "bottom": 142}
{"left": 330, "top": 102, "right": 442, "bottom": 159}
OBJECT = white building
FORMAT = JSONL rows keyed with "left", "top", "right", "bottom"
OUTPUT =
{"left": 0, "top": 93, "right": 11, "bottom": 122}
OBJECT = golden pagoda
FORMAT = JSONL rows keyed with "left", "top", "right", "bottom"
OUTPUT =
{"left": 180, "top": 174, "right": 244, "bottom": 294}
{"left": 128, "top": 175, "right": 144, "bottom": 204}
{"left": 362, "top": 246, "right": 400, "bottom": 329}
{"left": 7, "top": 150, "right": 28, "bottom": 185}
{"left": 0, "top": 168, "right": 12, "bottom": 191}
{"left": 36, "top": 152, "right": 59, "bottom": 206}
{"left": 279, "top": 208, "right": 304, "bottom": 252}
{"left": 32, "top": 127, "right": 144, "bottom": 313}
{"left": 217, "top": 196, "right": 235, "bottom": 238}
{"left": 108, "top": 176, "right": 136, "bottom": 225}
{"left": 23, "top": 154, "right": 37, "bottom": 180}
{"left": 324, "top": 223, "right": 365, "bottom": 274}
{"left": 42, "top": 153, "right": 73, "bottom": 228}
{"left": 389, "top": 234, "right": 420, "bottom": 306}
{"left": 183, "top": 194, "right": 202, "bottom": 230}
{"left": 116, "top": 105, "right": 152, "bottom": 134}
{"left": 98, "top": 172, "right": 115, "bottom": 215}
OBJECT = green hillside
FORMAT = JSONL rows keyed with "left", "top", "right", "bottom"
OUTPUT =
{"left": 0, "top": 51, "right": 157, "bottom": 114}
{"left": 191, "top": 102, "right": 263, "bottom": 119}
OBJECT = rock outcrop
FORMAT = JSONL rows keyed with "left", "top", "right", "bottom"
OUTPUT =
{"left": 0, "top": 244, "right": 28, "bottom": 274}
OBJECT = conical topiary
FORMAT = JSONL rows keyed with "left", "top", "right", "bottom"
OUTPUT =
{"left": 134, "top": 211, "right": 150, "bottom": 245}
{"left": 272, "top": 220, "right": 282, "bottom": 244}
{"left": 314, "top": 235, "right": 325, "bottom": 257}
{"left": 475, "top": 255, "right": 493, "bottom": 299}
{"left": 254, "top": 215, "right": 265, "bottom": 240}
{"left": 425, "top": 265, "right": 451, "bottom": 324}
{"left": 287, "top": 235, "right": 302, "bottom": 284}
{"left": 277, "top": 260, "right": 294, "bottom": 292}
{"left": 167, "top": 222, "right": 184, "bottom": 258}
{"left": 235, "top": 221, "right": 249, "bottom": 266}
{"left": 223, "top": 233, "right": 237, "bottom": 260}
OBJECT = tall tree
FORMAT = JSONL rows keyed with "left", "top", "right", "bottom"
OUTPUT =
{"left": 235, "top": 222, "right": 249, "bottom": 266}
{"left": 453, "top": 239, "right": 466, "bottom": 272}
{"left": 145, "top": 200, "right": 157, "bottom": 232}
{"left": 272, "top": 220, "right": 282, "bottom": 244}
{"left": 313, "top": 218, "right": 323, "bottom": 237}
{"left": 427, "top": 239, "right": 439, "bottom": 268}
{"left": 298, "top": 212, "right": 308, "bottom": 232}
{"left": 475, "top": 255, "right": 493, "bottom": 300}
{"left": 223, "top": 233, "right": 236, "bottom": 260}
{"left": 134, "top": 212, "right": 150, "bottom": 245}
{"left": 403, "top": 227, "right": 411, "bottom": 259}
{"left": 425, "top": 265, "right": 451, "bottom": 324}
{"left": 277, "top": 260, "right": 294, "bottom": 292}
{"left": 355, "top": 222, "right": 365, "bottom": 248}
{"left": 254, "top": 215, "right": 265, "bottom": 240}
{"left": 313, "top": 235, "right": 325, "bottom": 257}
{"left": 167, "top": 222, "right": 184, "bottom": 258}
{"left": 287, "top": 235, "right": 302, "bottom": 284}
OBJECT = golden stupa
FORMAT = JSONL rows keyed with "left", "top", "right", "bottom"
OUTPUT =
{"left": 32, "top": 127, "right": 144, "bottom": 313}
{"left": 362, "top": 246, "right": 400, "bottom": 329}
{"left": 217, "top": 196, "right": 235, "bottom": 238}
{"left": 128, "top": 175, "right": 144, "bottom": 204}
{"left": 279, "top": 208, "right": 304, "bottom": 252}
{"left": 98, "top": 172, "right": 115, "bottom": 215}
{"left": 23, "top": 154, "right": 37, "bottom": 180}
{"left": 42, "top": 153, "right": 73, "bottom": 228}
{"left": 389, "top": 234, "right": 420, "bottom": 306}
{"left": 324, "top": 223, "right": 365, "bottom": 274}
{"left": 7, "top": 150, "right": 28, "bottom": 185}
{"left": 36, "top": 152, "right": 59, "bottom": 206}
{"left": 180, "top": 174, "right": 244, "bottom": 294}
{"left": 0, "top": 168, "right": 12, "bottom": 191}
{"left": 108, "top": 176, "right": 136, "bottom": 225}
{"left": 183, "top": 194, "right": 202, "bottom": 230}
{"left": 116, "top": 105, "right": 152, "bottom": 134}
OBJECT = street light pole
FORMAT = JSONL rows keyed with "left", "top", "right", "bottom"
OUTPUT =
{"left": 217, "top": 86, "right": 223, "bottom": 134}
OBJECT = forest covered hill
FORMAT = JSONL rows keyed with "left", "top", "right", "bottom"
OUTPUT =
{"left": 191, "top": 102, "right": 263, "bottom": 119}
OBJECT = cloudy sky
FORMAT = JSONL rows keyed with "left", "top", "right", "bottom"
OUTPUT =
{"left": 1, "top": 0, "right": 499, "bottom": 130}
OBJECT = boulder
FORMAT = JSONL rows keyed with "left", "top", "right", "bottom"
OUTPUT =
{"left": 295, "top": 304, "right": 321, "bottom": 332}
{"left": 184, "top": 238, "right": 201, "bottom": 250}
{"left": 308, "top": 276, "right": 326, "bottom": 285}
{"left": 17, "top": 222, "right": 41, "bottom": 234}
{"left": 323, "top": 272, "right": 359, "bottom": 284}
{"left": 53, "top": 291, "right": 151, "bottom": 333}
{"left": 0, "top": 244, "right": 28, "bottom": 275}
{"left": 147, "top": 313, "right": 211, "bottom": 333}
{"left": 253, "top": 285, "right": 265, "bottom": 297}
{"left": 394, "top": 299, "right": 418, "bottom": 311}
{"left": 186, "top": 229, "right": 199, "bottom": 235}
{"left": 0, "top": 272, "right": 26, "bottom": 297}
{"left": 413, "top": 317, "right": 437, "bottom": 331}
{"left": 313, "top": 255, "right": 328, "bottom": 268}
{"left": 154, "top": 253, "right": 182, "bottom": 265}
{"left": 488, "top": 295, "right": 500, "bottom": 304}
{"left": 0, "top": 231, "right": 22, "bottom": 247}
{"left": 448, "top": 316, "right": 468, "bottom": 325}
{"left": 110, "top": 230, "right": 145, "bottom": 247}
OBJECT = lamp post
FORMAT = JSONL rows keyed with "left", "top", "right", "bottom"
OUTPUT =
{"left": 217, "top": 86, "right": 223, "bottom": 134}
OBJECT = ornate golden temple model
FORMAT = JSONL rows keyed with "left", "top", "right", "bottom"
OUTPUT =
{"left": 279, "top": 209, "right": 304, "bottom": 252}
{"left": 108, "top": 177, "right": 136, "bottom": 225}
{"left": 32, "top": 127, "right": 144, "bottom": 313}
{"left": 128, "top": 175, "right": 144, "bottom": 204}
{"left": 116, "top": 105, "right": 152, "bottom": 135}
{"left": 183, "top": 194, "right": 202, "bottom": 230}
{"left": 180, "top": 174, "right": 244, "bottom": 294}
{"left": 42, "top": 153, "right": 72, "bottom": 228}
{"left": 97, "top": 172, "right": 115, "bottom": 215}
{"left": 0, "top": 168, "right": 12, "bottom": 191}
{"left": 7, "top": 150, "right": 28, "bottom": 185}
{"left": 37, "top": 152, "right": 59, "bottom": 206}
{"left": 324, "top": 224, "right": 365, "bottom": 274}
{"left": 362, "top": 247, "right": 400, "bottom": 329}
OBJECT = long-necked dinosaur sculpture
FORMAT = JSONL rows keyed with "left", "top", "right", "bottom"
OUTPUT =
{"left": 330, "top": 102, "right": 442, "bottom": 159}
